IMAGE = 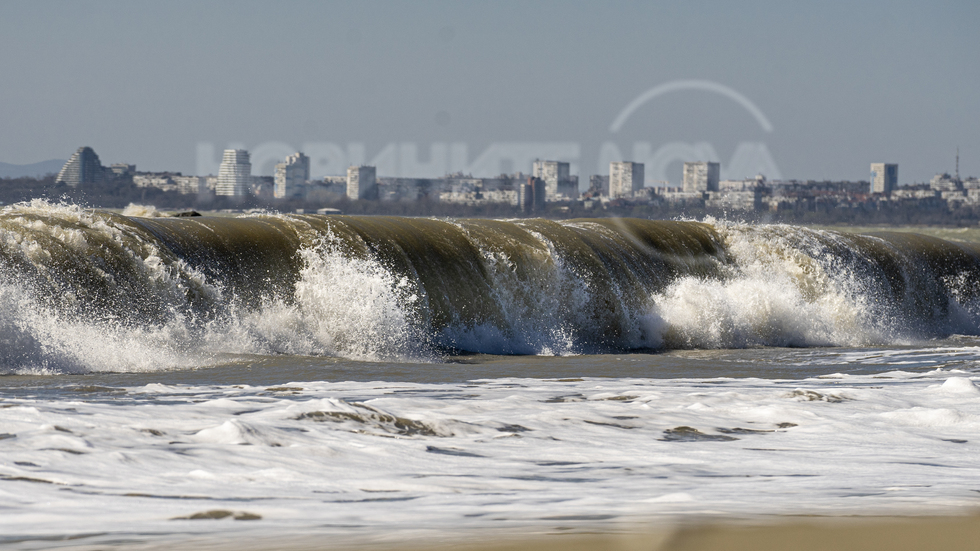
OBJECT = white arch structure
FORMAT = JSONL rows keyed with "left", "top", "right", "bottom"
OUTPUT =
{"left": 609, "top": 80, "right": 774, "bottom": 134}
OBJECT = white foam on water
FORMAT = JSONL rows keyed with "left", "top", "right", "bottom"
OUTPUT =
{"left": 648, "top": 224, "right": 901, "bottom": 349}
{"left": 120, "top": 203, "right": 169, "bottom": 218}
{"left": 2, "top": 368, "right": 980, "bottom": 548}
{"left": 0, "top": 202, "right": 218, "bottom": 374}
{"left": 294, "top": 239, "right": 425, "bottom": 360}
{"left": 208, "top": 235, "right": 429, "bottom": 362}
{"left": 939, "top": 376, "right": 980, "bottom": 394}
{"left": 435, "top": 220, "right": 979, "bottom": 355}
{"left": 4, "top": 202, "right": 980, "bottom": 370}
{"left": 0, "top": 286, "right": 200, "bottom": 374}
{"left": 0, "top": 205, "right": 430, "bottom": 370}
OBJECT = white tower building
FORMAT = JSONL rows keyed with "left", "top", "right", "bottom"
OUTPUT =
{"left": 683, "top": 161, "right": 720, "bottom": 193}
{"left": 609, "top": 161, "right": 645, "bottom": 198}
{"left": 532, "top": 160, "right": 573, "bottom": 201}
{"left": 870, "top": 163, "right": 898, "bottom": 195}
{"left": 216, "top": 149, "right": 251, "bottom": 197}
{"left": 274, "top": 152, "right": 310, "bottom": 199}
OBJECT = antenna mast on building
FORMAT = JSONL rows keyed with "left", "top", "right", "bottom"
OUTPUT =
{"left": 956, "top": 146, "right": 960, "bottom": 180}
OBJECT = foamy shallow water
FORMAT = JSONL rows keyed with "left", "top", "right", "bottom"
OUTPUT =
{"left": 2, "top": 347, "right": 980, "bottom": 549}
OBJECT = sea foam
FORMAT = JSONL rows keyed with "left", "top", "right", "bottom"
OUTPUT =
{"left": 3, "top": 201, "right": 980, "bottom": 371}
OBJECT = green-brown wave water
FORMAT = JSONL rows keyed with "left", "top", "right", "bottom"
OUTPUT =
{"left": 3, "top": 201, "right": 980, "bottom": 372}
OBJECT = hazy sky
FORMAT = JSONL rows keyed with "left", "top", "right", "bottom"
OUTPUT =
{"left": 1, "top": 0, "right": 977, "bottom": 184}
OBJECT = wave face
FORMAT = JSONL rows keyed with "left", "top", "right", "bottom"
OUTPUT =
{"left": 2, "top": 200, "right": 980, "bottom": 372}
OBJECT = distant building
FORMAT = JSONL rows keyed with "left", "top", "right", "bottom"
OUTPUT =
{"left": 216, "top": 149, "right": 251, "bottom": 196}
{"left": 870, "top": 163, "right": 898, "bottom": 195}
{"left": 930, "top": 172, "right": 961, "bottom": 192}
{"left": 609, "top": 162, "right": 644, "bottom": 198}
{"left": 347, "top": 165, "right": 377, "bottom": 200}
{"left": 892, "top": 186, "right": 941, "bottom": 201}
{"left": 660, "top": 188, "right": 708, "bottom": 208}
{"left": 56, "top": 146, "right": 107, "bottom": 186}
{"left": 522, "top": 176, "right": 546, "bottom": 213}
{"left": 173, "top": 175, "right": 206, "bottom": 195}
{"left": 438, "top": 181, "right": 519, "bottom": 206}
{"left": 588, "top": 174, "right": 610, "bottom": 197}
{"left": 532, "top": 160, "right": 577, "bottom": 201}
{"left": 250, "top": 176, "right": 275, "bottom": 198}
{"left": 108, "top": 164, "right": 136, "bottom": 177}
{"left": 131, "top": 172, "right": 205, "bottom": 194}
{"left": 559, "top": 176, "right": 579, "bottom": 199}
{"left": 682, "top": 162, "right": 720, "bottom": 193}
{"left": 133, "top": 173, "right": 177, "bottom": 192}
{"left": 706, "top": 189, "right": 763, "bottom": 211}
{"left": 720, "top": 175, "right": 766, "bottom": 191}
{"left": 274, "top": 152, "right": 310, "bottom": 199}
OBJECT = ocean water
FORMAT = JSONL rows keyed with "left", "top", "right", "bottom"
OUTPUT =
{"left": 2, "top": 201, "right": 980, "bottom": 549}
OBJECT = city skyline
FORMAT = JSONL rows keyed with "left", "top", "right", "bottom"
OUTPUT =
{"left": 0, "top": 1, "right": 977, "bottom": 185}
{"left": 42, "top": 143, "right": 980, "bottom": 218}
{"left": 46, "top": 143, "right": 932, "bottom": 187}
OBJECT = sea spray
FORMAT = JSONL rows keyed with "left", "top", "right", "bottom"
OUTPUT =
{"left": 3, "top": 200, "right": 980, "bottom": 371}
{"left": 0, "top": 202, "right": 217, "bottom": 373}
{"left": 650, "top": 222, "right": 980, "bottom": 349}
{"left": 230, "top": 232, "right": 428, "bottom": 361}
{"left": 651, "top": 223, "right": 878, "bottom": 348}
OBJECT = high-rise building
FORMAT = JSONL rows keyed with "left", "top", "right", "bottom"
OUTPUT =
{"left": 347, "top": 165, "right": 377, "bottom": 200}
{"left": 274, "top": 152, "right": 310, "bottom": 199}
{"left": 56, "top": 146, "right": 107, "bottom": 186}
{"left": 609, "top": 162, "right": 645, "bottom": 198}
{"left": 870, "top": 163, "right": 898, "bottom": 195}
{"left": 521, "top": 176, "right": 546, "bottom": 213}
{"left": 683, "top": 162, "right": 720, "bottom": 193}
{"left": 589, "top": 174, "right": 610, "bottom": 197}
{"left": 216, "top": 149, "right": 251, "bottom": 196}
{"left": 532, "top": 160, "right": 573, "bottom": 201}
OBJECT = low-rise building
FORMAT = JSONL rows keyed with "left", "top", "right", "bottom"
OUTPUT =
{"left": 719, "top": 175, "right": 766, "bottom": 191}
{"left": 891, "top": 187, "right": 939, "bottom": 200}
{"left": 173, "top": 175, "right": 206, "bottom": 195}
{"left": 706, "top": 189, "right": 763, "bottom": 211}
{"left": 660, "top": 188, "right": 707, "bottom": 208}
{"left": 379, "top": 177, "right": 430, "bottom": 202}
{"left": 133, "top": 173, "right": 177, "bottom": 192}
{"left": 109, "top": 164, "right": 136, "bottom": 178}
{"left": 930, "top": 173, "right": 962, "bottom": 192}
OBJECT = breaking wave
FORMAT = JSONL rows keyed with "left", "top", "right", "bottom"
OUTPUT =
{"left": 2, "top": 200, "right": 979, "bottom": 372}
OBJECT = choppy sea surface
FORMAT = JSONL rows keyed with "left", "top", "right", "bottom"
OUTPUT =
{"left": 4, "top": 346, "right": 980, "bottom": 549}
{"left": 3, "top": 204, "right": 980, "bottom": 548}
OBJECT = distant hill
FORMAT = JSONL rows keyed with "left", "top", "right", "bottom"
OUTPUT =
{"left": 0, "top": 159, "right": 66, "bottom": 178}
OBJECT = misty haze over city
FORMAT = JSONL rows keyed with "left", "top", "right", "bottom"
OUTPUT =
{"left": 1, "top": 0, "right": 977, "bottom": 185}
